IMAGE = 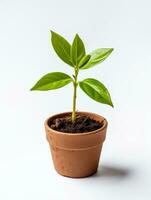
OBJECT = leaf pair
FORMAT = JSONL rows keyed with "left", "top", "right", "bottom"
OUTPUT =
{"left": 31, "top": 72, "right": 113, "bottom": 107}
{"left": 51, "top": 31, "right": 88, "bottom": 68}
{"left": 51, "top": 31, "right": 113, "bottom": 70}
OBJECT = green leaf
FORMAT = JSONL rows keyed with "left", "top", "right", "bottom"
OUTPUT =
{"left": 80, "top": 48, "right": 113, "bottom": 69}
{"left": 78, "top": 54, "right": 91, "bottom": 68}
{"left": 79, "top": 78, "right": 113, "bottom": 107}
{"left": 71, "top": 34, "right": 86, "bottom": 66}
{"left": 31, "top": 72, "right": 73, "bottom": 91}
{"left": 51, "top": 31, "right": 73, "bottom": 66}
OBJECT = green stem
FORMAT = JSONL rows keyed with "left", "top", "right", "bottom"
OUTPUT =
{"left": 72, "top": 67, "right": 78, "bottom": 122}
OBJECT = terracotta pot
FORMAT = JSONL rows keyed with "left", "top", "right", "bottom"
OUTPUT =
{"left": 44, "top": 112, "right": 108, "bottom": 178}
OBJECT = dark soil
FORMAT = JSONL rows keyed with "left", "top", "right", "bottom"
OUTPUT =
{"left": 48, "top": 115, "right": 103, "bottom": 133}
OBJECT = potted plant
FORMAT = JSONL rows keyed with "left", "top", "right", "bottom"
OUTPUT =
{"left": 31, "top": 31, "right": 114, "bottom": 178}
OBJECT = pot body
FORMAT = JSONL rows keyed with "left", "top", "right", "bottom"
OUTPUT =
{"left": 44, "top": 112, "right": 108, "bottom": 178}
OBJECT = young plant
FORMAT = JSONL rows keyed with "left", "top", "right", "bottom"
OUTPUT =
{"left": 31, "top": 31, "right": 114, "bottom": 122}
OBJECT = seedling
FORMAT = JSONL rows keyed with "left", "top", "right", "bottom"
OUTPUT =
{"left": 31, "top": 31, "right": 114, "bottom": 122}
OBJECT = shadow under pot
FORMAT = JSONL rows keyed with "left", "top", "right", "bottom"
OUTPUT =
{"left": 44, "top": 112, "right": 108, "bottom": 178}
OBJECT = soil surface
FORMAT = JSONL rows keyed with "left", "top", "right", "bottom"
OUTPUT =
{"left": 48, "top": 115, "right": 103, "bottom": 133}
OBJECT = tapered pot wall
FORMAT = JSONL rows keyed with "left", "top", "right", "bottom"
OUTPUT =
{"left": 45, "top": 112, "right": 108, "bottom": 178}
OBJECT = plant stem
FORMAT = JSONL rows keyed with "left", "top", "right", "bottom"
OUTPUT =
{"left": 72, "top": 67, "right": 78, "bottom": 122}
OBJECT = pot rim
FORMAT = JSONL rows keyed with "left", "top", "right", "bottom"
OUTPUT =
{"left": 44, "top": 111, "right": 108, "bottom": 136}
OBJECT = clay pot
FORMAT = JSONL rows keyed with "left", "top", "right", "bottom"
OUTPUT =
{"left": 44, "top": 112, "right": 108, "bottom": 178}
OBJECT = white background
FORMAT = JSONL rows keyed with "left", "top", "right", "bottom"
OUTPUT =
{"left": 0, "top": 0, "right": 151, "bottom": 199}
